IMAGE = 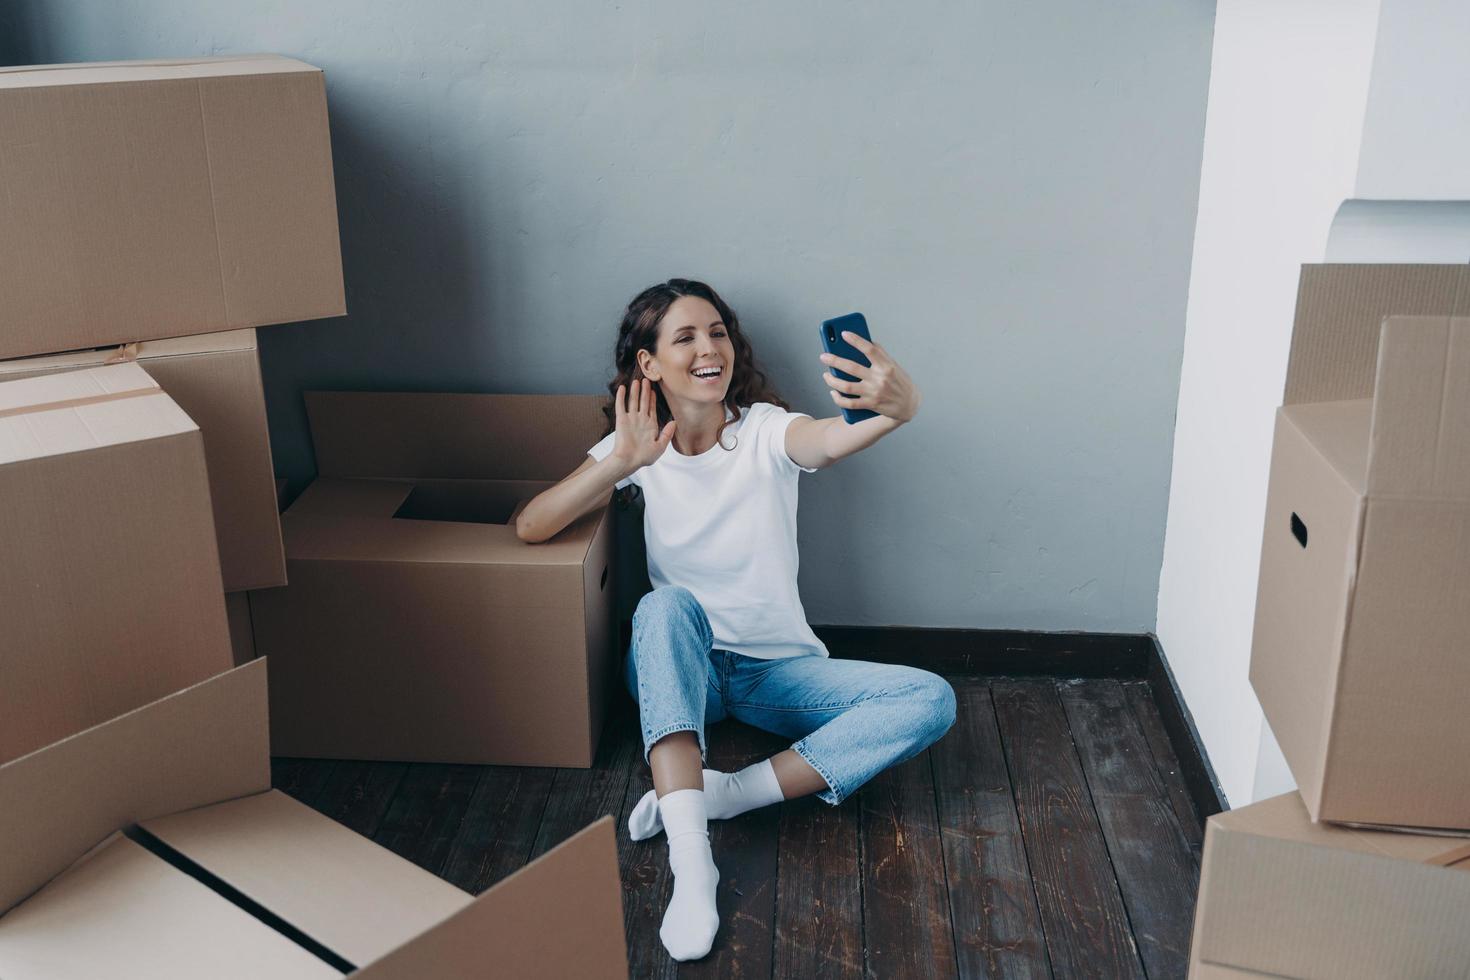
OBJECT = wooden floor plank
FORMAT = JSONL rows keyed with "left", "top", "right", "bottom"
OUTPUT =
{"left": 1059, "top": 680, "right": 1199, "bottom": 980}
{"left": 272, "top": 666, "right": 1206, "bottom": 978}
{"left": 372, "top": 763, "right": 482, "bottom": 877}
{"left": 532, "top": 705, "right": 641, "bottom": 860}
{"left": 307, "top": 761, "right": 408, "bottom": 838}
{"left": 931, "top": 680, "right": 1050, "bottom": 979}
{"left": 993, "top": 680, "right": 1145, "bottom": 979}
{"left": 860, "top": 748, "right": 958, "bottom": 980}
{"left": 1120, "top": 680, "right": 1205, "bottom": 854}
{"left": 270, "top": 757, "right": 339, "bottom": 809}
{"left": 681, "top": 721, "right": 785, "bottom": 979}
{"left": 773, "top": 793, "right": 863, "bottom": 979}
{"left": 441, "top": 766, "right": 556, "bottom": 894}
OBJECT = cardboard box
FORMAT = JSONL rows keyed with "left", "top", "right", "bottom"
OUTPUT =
{"left": 0, "top": 330, "right": 285, "bottom": 591}
{"left": 250, "top": 391, "right": 616, "bottom": 766}
{"left": 0, "top": 660, "right": 629, "bottom": 978}
{"left": 1249, "top": 264, "right": 1470, "bottom": 831}
{"left": 1187, "top": 792, "right": 1470, "bottom": 979}
{"left": 0, "top": 55, "right": 344, "bottom": 360}
{"left": 0, "top": 362, "right": 231, "bottom": 764}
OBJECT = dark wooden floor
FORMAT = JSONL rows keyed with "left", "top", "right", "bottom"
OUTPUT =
{"left": 272, "top": 677, "right": 1203, "bottom": 979}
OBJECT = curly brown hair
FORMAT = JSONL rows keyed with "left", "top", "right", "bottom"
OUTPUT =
{"left": 600, "top": 279, "right": 789, "bottom": 450}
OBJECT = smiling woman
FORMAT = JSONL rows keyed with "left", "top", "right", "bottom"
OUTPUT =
{"left": 512, "top": 278, "right": 943, "bottom": 965}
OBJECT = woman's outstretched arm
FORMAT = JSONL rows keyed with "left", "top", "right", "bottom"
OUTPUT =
{"left": 785, "top": 330, "right": 921, "bottom": 469}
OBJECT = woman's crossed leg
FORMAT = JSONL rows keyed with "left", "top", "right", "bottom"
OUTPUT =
{"left": 625, "top": 585, "right": 956, "bottom": 960}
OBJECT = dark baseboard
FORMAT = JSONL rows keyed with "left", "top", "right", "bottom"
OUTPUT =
{"left": 617, "top": 619, "right": 1227, "bottom": 822}
{"left": 812, "top": 625, "right": 1152, "bottom": 677}
{"left": 1141, "top": 634, "right": 1229, "bottom": 820}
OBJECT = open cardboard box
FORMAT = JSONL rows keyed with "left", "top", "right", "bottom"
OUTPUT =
{"left": 0, "top": 330, "right": 285, "bottom": 591}
{"left": 0, "top": 362, "right": 231, "bottom": 764}
{"left": 0, "top": 55, "right": 344, "bottom": 359}
{"left": 0, "top": 659, "right": 629, "bottom": 978}
{"left": 1250, "top": 264, "right": 1470, "bottom": 832}
{"left": 249, "top": 391, "right": 618, "bottom": 766}
{"left": 1187, "top": 792, "right": 1470, "bottom": 979}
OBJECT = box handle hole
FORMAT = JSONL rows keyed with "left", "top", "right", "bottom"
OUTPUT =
{"left": 600, "top": 566, "right": 609, "bottom": 592}
{"left": 1290, "top": 512, "right": 1308, "bottom": 548}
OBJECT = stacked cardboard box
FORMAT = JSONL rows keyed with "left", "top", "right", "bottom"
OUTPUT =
{"left": 0, "top": 55, "right": 628, "bottom": 974}
{"left": 0, "top": 53, "right": 345, "bottom": 765}
{"left": 0, "top": 56, "right": 345, "bottom": 354}
{"left": 250, "top": 391, "right": 618, "bottom": 767}
{"left": 1188, "top": 793, "right": 1470, "bottom": 978}
{"left": 0, "top": 331, "right": 284, "bottom": 591}
{"left": 1189, "top": 264, "right": 1470, "bottom": 976}
{"left": 1250, "top": 264, "right": 1470, "bottom": 831}
{"left": 0, "top": 363, "right": 233, "bottom": 761}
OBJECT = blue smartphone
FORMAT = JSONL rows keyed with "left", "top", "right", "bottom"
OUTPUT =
{"left": 820, "top": 313, "right": 878, "bottom": 424}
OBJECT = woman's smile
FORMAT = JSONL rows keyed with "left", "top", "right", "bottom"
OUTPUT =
{"left": 690, "top": 363, "right": 724, "bottom": 385}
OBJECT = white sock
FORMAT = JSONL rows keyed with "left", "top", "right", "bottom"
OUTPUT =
{"left": 628, "top": 760, "right": 785, "bottom": 841}
{"left": 656, "top": 788, "right": 720, "bottom": 962}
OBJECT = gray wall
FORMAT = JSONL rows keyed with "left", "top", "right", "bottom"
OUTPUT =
{"left": 6, "top": 1, "right": 1215, "bottom": 632}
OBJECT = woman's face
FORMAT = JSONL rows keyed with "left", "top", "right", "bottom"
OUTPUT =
{"left": 639, "top": 295, "right": 736, "bottom": 407}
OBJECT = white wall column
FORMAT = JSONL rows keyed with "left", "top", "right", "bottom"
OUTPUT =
{"left": 1156, "top": 0, "right": 1381, "bottom": 807}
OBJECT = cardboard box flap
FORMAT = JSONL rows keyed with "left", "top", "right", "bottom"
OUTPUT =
{"left": 306, "top": 392, "right": 609, "bottom": 481}
{"left": 284, "top": 509, "right": 601, "bottom": 567}
{"left": 0, "top": 661, "right": 270, "bottom": 915}
{"left": 1213, "top": 792, "right": 1470, "bottom": 866}
{"left": 352, "top": 818, "right": 627, "bottom": 980}
{"left": 0, "top": 833, "right": 340, "bottom": 980}
{"left": 0, "top": 55, "right": 320, "bottom": 89}
{"left": 1283, "top": 264, "right": 1470, "bottom": 406}
{"left": 1366, "top": 316, "right": 1470, "bottom": 498}
{"left": 1280, "top": 400, "right": 1372, "bottom": 494}
{"left": 282, "top": 477, "right": 604, "bottom": 567}
{"left": 0, "top": 330, "right": 259, "bottom": 377}
{"left": 141, "top": 790, "right": 472, "bottom": 966}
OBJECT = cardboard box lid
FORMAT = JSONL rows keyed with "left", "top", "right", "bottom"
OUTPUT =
{"left": 0, "top": 361, "right": 197, "bottom": 465}
{"left": 1365, "top": 315, "right": 1470, "bottom": 499}
{"left": 0, "top": 817, "right": 628, "bottom": 980}
{"left": 0, "top": 660, "right": 270, "bottom": 915}
{"left": 0, "top": 655, "right": 627, "bottom": 977}
{"left": 141, "top": 790, "right": 472, "bottom": 966}
{"left": 352, "top": 818, "right": 628, "bottom": 980}
{"left": 282, "top": 477, "right": 607, "bottom": 567}
{"left": 0, "top": 54, "right": 321, "bottom": 88}
{"left": 305, "top": 391, "right": 610, "bottom": 481}
{"left": 0, "top": 832, "right": 340, "bottom": 980}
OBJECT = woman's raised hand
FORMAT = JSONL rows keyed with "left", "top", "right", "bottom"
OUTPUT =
{"left": 612, "top": 378, "right": 677, "bottom": 470}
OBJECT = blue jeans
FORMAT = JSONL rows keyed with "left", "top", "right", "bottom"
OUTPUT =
{"left": 625, "top": 586, "right": 958, "bottom": 805}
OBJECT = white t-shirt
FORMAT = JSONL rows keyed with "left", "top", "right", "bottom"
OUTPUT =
{"left": 588, "top": 401, "right": 829, "bottom": 661}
